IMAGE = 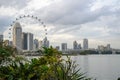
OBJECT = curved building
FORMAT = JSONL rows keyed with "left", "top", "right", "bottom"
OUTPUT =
{"left": 13, "top": 22, "right": 22, "bottom": 51}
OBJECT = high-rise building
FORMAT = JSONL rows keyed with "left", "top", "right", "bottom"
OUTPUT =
{"left": 78, "top": 44, "right": 81, "bottom": 49}
{"left": 107, "top": 44, "right": 111, "bottom": 50}
{"left": 98, "top": 45, "right": 104, "bottom": 51}
{"left": 56, "top": 46, "right": 60, "bottom": 51}
{"left": 98, "top": 44, "right": 111, "bottom": 51}
{"left": 83, "top": 38, "right": 88, "bottom": 50}
{"left": 22, "top": 32, "right": 27, "bottom": 50}
{"left": 0, "top": 34, "right": 3, "bottom": 42}
{"left": 61, "top": 43, "right": 67, "bottom": 51}
{"left": 73, "top": 41, "right": 81, "bottom": 50}
{"left": 42, "top": 37, "right": 49, "bottom": 48}
{"left": 22, "top": 32, "right": 33, "bottom": 51}
{"left": 39, "top": 40, "right": 42, "bottom": 49}
{"left": 73, "top": 41, "right": 78, "bottom": 50}
{"left": 34, "top": 39, "right": 39, "bottom": 50}
{"left": 28, "top": 33, "right": 33, "bottom": 50}
{"left": 13, "top": 22, "right": 22, "bottom": 51}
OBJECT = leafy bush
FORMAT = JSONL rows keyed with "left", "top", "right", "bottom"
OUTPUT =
{"left": 0, "top": 46, "right": 91, "bottom": 80}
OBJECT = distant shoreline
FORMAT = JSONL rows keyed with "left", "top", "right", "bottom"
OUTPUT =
{"left": 21, "top": 54, "right": 120, "bottom": 57}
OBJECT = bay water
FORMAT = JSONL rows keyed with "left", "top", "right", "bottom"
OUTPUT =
{"left": 26, "top": 55, "right": 120, "bottom": 80}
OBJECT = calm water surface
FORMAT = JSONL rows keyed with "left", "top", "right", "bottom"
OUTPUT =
{"left": 26, "top": 55, "right": 120, "bottom": 80}
{"left": 70, "top": 55, "right": 120, "bottom": 80}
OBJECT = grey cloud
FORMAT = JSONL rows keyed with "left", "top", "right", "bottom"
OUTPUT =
{"left": 0, "top": 16, "right": 13, "bottom": 32}
{"left": 49, "top": 24, "right": 82, "bottom": 35}
{"left": 38, "top": 1, "right": 118, "bottom": 36}
{"left": 0, "top": 0, "right": 119, "bottom": 48}
{"left": 34, "top": 0, "right": 93, "bottom": 35}
{"left": 43, "top": 6, "right": 114, "bottom": 36}
{"left": 0, "top": 0, "right": 29, "bottom": 9}
{"left": 36, "top": 0, "right": 93, "bottom": 24}
{"left": 33, "top": 0, "right": 118, "bottom": 30}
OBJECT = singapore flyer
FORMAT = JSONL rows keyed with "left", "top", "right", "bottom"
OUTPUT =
{"left": 8, "top": 15, "right": 47, "bottom": 41}
{"left": 7, "top": 15, "right": 49, "bottom": 52}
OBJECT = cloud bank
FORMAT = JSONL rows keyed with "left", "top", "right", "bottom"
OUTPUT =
{"left": 0, "top": 0, "right": 120, "bottom": 49}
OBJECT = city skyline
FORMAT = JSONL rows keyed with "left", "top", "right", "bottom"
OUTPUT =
{"left": 12, "top": 22, "right": 50, "bottom": 51}
{"left": 0, "top": 0, "right": 120, "bottom": 49}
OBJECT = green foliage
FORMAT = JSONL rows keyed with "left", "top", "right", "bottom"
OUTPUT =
{"left": 80, "top": 50, "right": 99, "bottom": 55}
{"left": 118, "top": 77, "right": 120, "bottom": 80}
{"left": 80, "top": 50, "right": 113, "bottom": 55}
{"left": 101, "top": 51, "right": 112, "bottom": 54}
{"left": 0, "top": 41, "right": 16, "bottom": 66}
{"left": 52, "top": 56, "right": 90, "bottom": 80}
{"left": 0, "top": 46, "right": 92, "bottom": 80}
{"left": 116, "top": 52, "right": 120, "bottom": 54}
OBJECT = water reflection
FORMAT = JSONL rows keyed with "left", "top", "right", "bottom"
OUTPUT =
{"left": 26, "top": 55, "right": 120, "bottom": 80}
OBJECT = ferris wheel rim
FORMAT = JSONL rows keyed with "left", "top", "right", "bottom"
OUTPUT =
{"left": 8, "top": 15, "right": 48, "bottom": 40}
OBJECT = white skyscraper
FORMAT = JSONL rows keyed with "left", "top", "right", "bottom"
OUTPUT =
{"left": 83, "top": 38, "right": 88, "bottom": 50}
{"left": 13, "top": 22, "right": 22, "bottom": 51}
{"left": 22, "top": 32, "right": 33, "bottom": 51}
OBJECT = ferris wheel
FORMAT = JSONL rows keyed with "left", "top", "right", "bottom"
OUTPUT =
{"left": 8, "top": 15, "right": 48, "bottom": 41}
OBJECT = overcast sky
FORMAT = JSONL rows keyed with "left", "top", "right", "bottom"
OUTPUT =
{"left": 0, "top": 0, "right": 120, "bottom": 49}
